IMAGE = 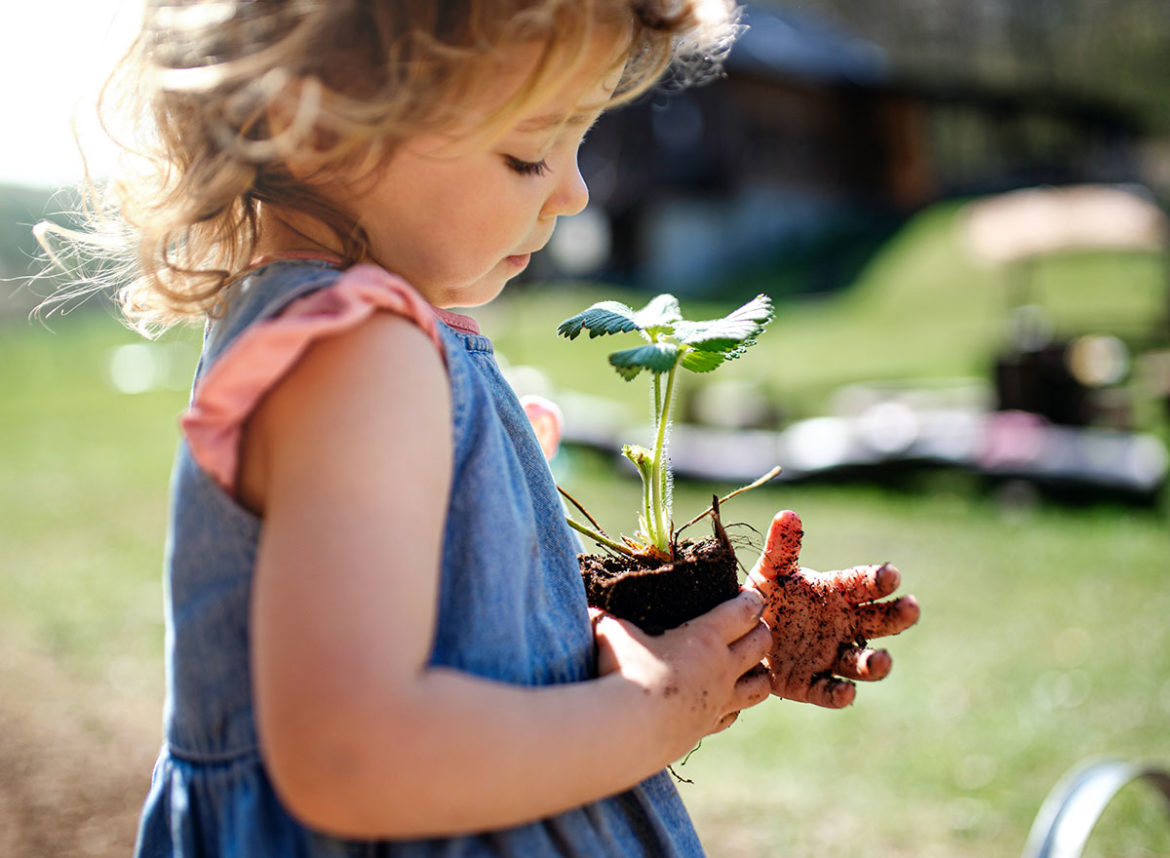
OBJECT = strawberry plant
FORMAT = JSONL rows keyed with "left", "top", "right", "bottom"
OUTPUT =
{"left": 557, "top": 292, "right": 776, "bottom": 632}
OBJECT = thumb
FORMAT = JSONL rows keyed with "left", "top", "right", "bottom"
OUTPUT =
{"left": 590, "top": 610, "right": 643, "bottom": 677}
{"left": 753, "top": 510, "right": 803, "bottom": 580}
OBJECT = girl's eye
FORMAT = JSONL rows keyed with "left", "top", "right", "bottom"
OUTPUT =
{"left": 504, "top": 155, "right": 551, "bottom": 177}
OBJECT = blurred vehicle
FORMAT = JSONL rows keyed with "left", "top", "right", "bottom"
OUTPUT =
{"left": 960, "top": 184, "right": 1170, "bottom": 500}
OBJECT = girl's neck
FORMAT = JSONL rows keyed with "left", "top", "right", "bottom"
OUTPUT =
{"left": 251, "top": 203, "right": 481, "bottom": 335}
{"left": 252, "top": 203, "right": 348, "bottom": 266}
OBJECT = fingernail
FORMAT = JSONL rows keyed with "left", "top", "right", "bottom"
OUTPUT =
{"left": 743, "top": 588, "right": 766, "bottom": 619}
{"left": 898, "top": 595, "right": 921, "bottom": 623}
{"left": 878, "top": 563, "right": 900, "bottom": 588}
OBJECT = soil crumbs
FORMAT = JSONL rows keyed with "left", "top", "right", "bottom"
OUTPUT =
{"left": 581, "top": 536, "right": 740, "bottom": 634}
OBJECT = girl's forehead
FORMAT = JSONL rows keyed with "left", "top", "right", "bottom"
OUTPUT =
{"left": 458, "top": 37, "right": 625, "bottom": 133}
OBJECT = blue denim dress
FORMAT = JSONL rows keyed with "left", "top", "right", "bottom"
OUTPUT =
{"left": 134, "top": 260, "right": 705, "bottom": 857}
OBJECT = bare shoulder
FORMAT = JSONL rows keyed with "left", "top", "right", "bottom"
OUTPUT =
{"left": 239, "top": 311, "right": 450, "bottom": 514}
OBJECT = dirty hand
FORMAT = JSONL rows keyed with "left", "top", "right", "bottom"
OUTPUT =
{"left": 746, "top": 510, "right": 919, "bottom": 709}
{"left": 591, "top": 590, "right": 772, "bottom": 756}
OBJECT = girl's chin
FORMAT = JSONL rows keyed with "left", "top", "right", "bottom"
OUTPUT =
{"left": 432, "top": 271, "right": 514, "bottom": 310}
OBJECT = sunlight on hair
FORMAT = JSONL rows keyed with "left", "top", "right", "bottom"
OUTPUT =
{"left": 692, "top": 0, "right": 733, "bottom": 27}
{"left": 32, "top": 0, "right": 745, "bottom": 332}
{"left": 152, "top": 0, "right": 235, "bottom": 31}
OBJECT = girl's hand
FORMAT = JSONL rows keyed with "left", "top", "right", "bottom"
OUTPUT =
{"left": 746, "top": 510, "right": 919, "bottom": 708}
{"left": 591, "top": 590, "right": 772, "bottom": 758}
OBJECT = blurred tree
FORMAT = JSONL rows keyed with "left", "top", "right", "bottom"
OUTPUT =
{"left": 776, "top": 0, "right": 1170, "bottom": 133}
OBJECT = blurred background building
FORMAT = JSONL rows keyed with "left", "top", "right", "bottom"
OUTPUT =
{"left": 535, "top": 0, "right": 1165, "bottom": 296}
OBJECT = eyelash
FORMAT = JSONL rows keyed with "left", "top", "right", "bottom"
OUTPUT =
{"left": 504, "top": 155, "right": 551, "bottom": 177}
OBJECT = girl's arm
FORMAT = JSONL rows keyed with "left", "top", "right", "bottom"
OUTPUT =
{"left": 241, "top": 312, "right": 771, "bottom": 840}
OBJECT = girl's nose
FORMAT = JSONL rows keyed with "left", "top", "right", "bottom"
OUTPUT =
{"left": 541, "top": 161, "right": 589, "bottom": 220}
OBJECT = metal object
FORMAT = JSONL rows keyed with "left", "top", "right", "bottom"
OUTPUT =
{"left": 1022, "top": 758, "right": 1170, "bottom": 858}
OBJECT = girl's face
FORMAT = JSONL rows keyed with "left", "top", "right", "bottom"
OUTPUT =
{"left": 323, "top": 41, "right": 619, "bottom": 309}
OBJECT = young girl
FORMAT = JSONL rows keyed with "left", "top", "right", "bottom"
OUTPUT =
{"left": 51, "top": 1, "right": 918, "bottom": 855}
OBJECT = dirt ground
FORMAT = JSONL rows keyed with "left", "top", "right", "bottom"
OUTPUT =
{"left": 0, "top": 643, "right": 160, "bottom": 858}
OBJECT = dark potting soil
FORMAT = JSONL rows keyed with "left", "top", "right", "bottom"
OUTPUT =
{"left": 579, "top": 536, "right": 740, "bottom": 635}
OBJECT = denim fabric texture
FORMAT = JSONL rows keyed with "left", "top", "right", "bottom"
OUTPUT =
{"left": 134, "top": 261, "right": 704, "bottom": 857}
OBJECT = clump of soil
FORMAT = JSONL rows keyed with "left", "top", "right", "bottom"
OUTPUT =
{"left": 579, "top": 505, "right": 740, "bottom": 635}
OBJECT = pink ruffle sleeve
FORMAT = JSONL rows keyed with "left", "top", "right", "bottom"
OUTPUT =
{"left": 181, "top": 264, "right": 446, "bottom": 495}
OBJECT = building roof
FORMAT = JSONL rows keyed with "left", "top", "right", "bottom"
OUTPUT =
{"left": 727, "top": 3, "right": 889, "bottom": 85}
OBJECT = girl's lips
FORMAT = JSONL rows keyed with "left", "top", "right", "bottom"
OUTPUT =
{"left": 505, "top": 253, "right": 531, "bottom": 269}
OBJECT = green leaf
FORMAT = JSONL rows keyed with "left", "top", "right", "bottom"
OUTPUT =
{"left": 556, "top": 301, "right": 640, "bottom": 340}
{"left": 721, "top": 338, "right": 760, "bottom": 360}
{"left": 680, "top": 349, "right": 726, "bottom": 373}
{"left": 609, "top": 342, "right": 680, "bottom": 380}
{"left": 632, "top": 294, "right": 682, "bottom": 333}
{"left": 675, "top": 294, "right": 774, "bottom": 352}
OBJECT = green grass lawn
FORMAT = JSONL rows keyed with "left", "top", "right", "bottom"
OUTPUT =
{"left": 2, "top": 202, "right": 1168, "bottom": 856}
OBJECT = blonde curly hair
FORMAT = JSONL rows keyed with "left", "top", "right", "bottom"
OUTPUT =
{"left": 39, "top": 0, "right": 740, "bottom": 332}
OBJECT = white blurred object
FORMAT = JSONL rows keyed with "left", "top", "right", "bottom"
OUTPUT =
{"left": 546, "top": 207, "right": 612, "bottom": 276}
{"left": 108, "top": 342, "right": 195, "bottom": 394}
{"left": 1065, "top": 334, "right": 1130, "bottom": 388}
{"left": 856, "top": 400, "right": 920, "bottom": 455}
{"left": 962, "top": 185, "right": 1169, "bottom": 266}
{"left": 688, "top": 378, "right": 778, "bottom": 429}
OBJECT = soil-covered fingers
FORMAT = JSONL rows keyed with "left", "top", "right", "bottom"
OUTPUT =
{"left": 696, "top": 588, "right": 767, "bottom": 644}
{"left": 820, "top": 563, "right": 902, "bottom": 605}
{"left": 834, "top": 646, "right": 892, "bottom": 681}
{"left": 709, "top": 665, "right": 770, "bottom": 737}
{"left": 730, "top": 632, "right": 772, "bottom": 706}
{"left": 728, "top": 616, "right": 771, "bottom": 665}
{"left": 807, "top": 675, "right": 856, "bottom": 709}
{"left": 770, "top": 671, "right": 856, "bottom": 708}
{"left": 753, "top": 510, "right": 803, "bottom": 580}
{"left": 713, "top": 711, "right": 740, "bottom": 733}
{"left": 736, "top": 662, "right": 772, "bottom": 704}
{"left": 856, "top": 595, "right": 920, "bottom": 640}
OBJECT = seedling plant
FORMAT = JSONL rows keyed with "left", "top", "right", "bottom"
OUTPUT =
{"left": 557, "top": 292, "right": 776, "bottom": 562}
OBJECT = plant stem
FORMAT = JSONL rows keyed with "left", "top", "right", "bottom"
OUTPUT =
{"left": 649, "top": 359, "right": 680, "bottom": 551}
{"left": 557, "top": 485, "right": 608, "bottom": 536}
{"left": 676, "top": 465, "right": 784, "bottom": 535}
{"left": 564, "top": 516, "right": 636, "bottom": 557}
{"left": 641, "top": 454, "right": 655, "bottom": 543}
{"left": 653, "top": 372, "right": 663, "bottom": 427}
